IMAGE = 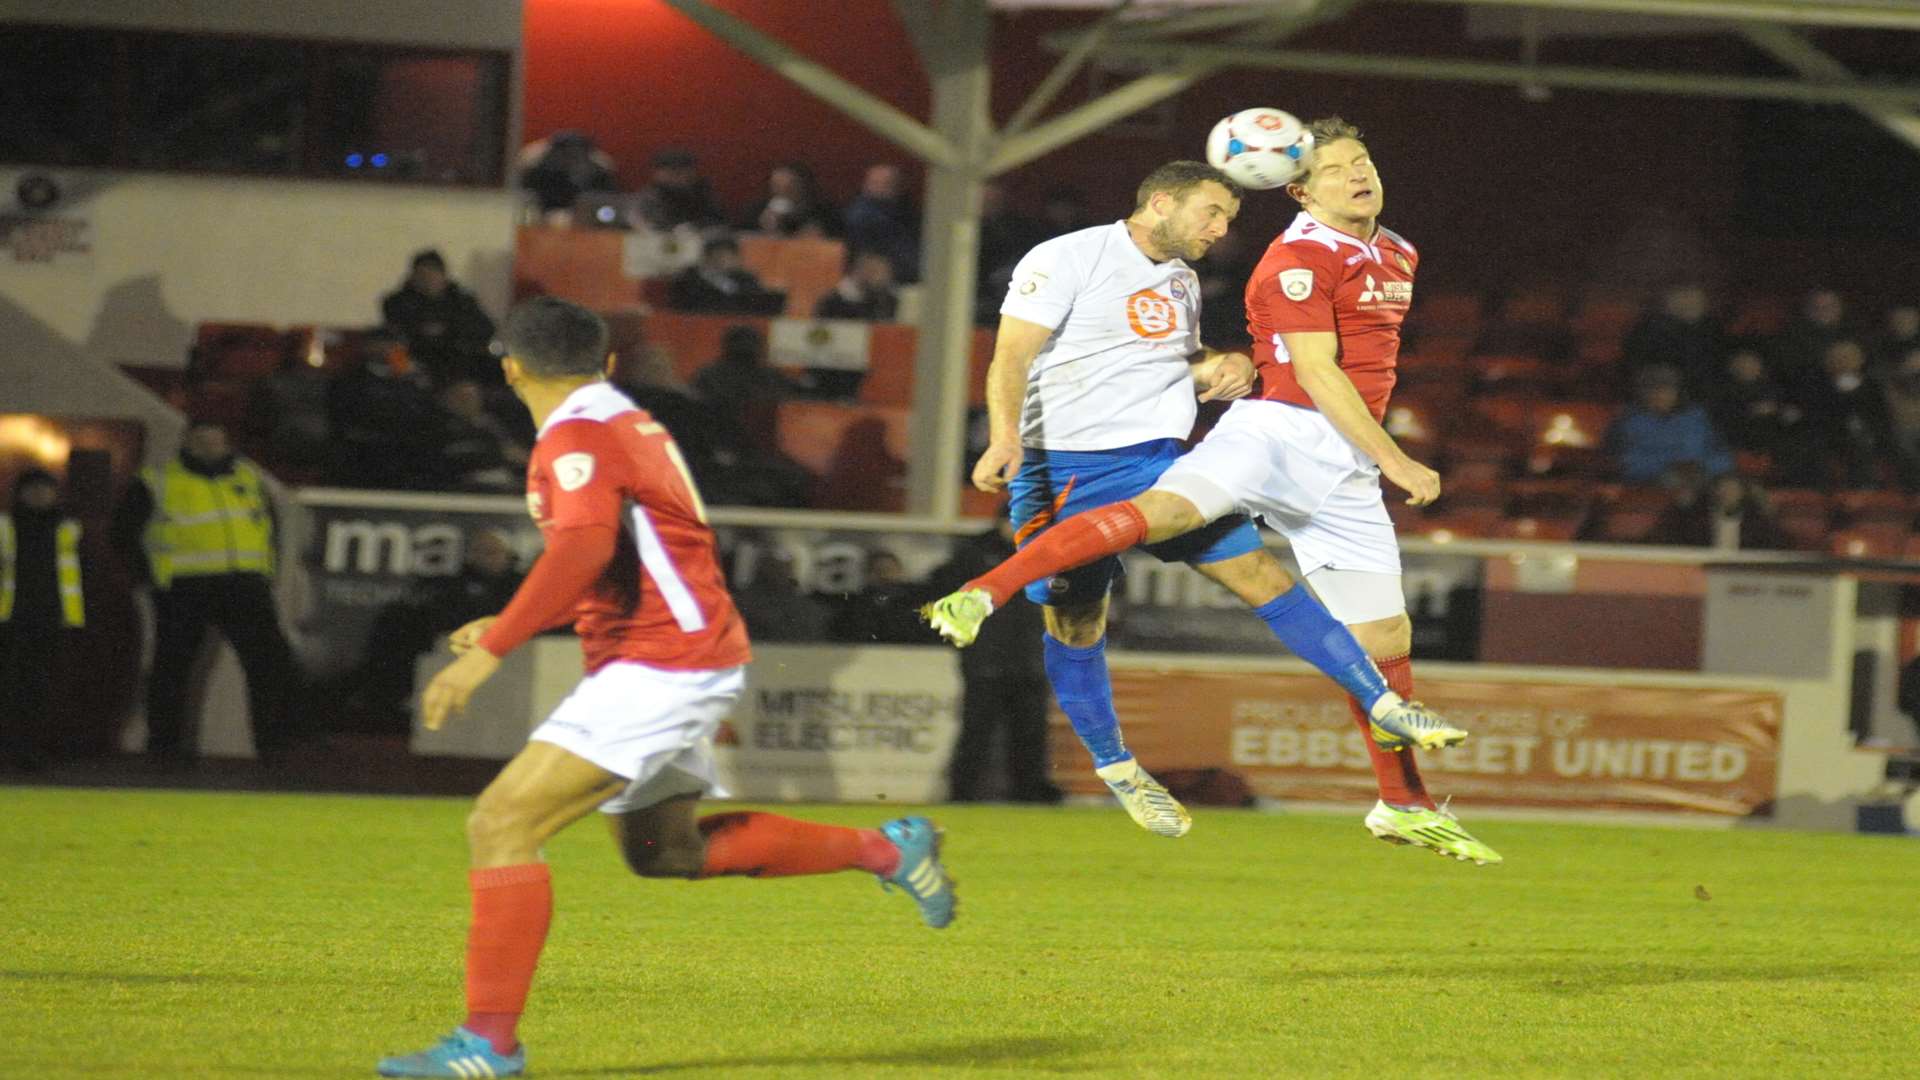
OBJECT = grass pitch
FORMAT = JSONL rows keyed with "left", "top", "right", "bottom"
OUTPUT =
{"left": 5, "top": 786, "right": 1915, "bottom": 1079}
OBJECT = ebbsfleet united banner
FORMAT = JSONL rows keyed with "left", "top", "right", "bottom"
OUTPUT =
{"left": 1049, "top": 663, "right": 1782, "bottom": 815}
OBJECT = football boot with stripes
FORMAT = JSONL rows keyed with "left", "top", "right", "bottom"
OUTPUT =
{"left": 880, "top": 816, "right": 957, "bottom": 928}
{"left": 377, "top": 1027, "right": 525, "bottom": 1078}
{"left": 1364, "top": 798, "right": 1503, "bottom": 865}
{"left": 1095, "top": 758, "right": 1192, "bottom": 838}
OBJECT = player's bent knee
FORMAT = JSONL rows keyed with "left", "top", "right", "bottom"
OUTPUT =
{"left": 1131, "top": 491, "right": 1205, "bottom": 543}
{"left": 466, "top": 801, "right": 540, "bottom": 856}
{"left": 623, "top": 838, "right": 706, "bottom": 879}
{"left": 1043, "top": 603, "right": 1107, "bottom": 647}
{"left": 1349, "top": 612, "right": 1412, "bottom": 657}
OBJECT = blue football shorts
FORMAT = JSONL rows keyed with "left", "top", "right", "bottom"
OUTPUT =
{"left": 1007, "top": 438, "right": 1263, "bottom": 607}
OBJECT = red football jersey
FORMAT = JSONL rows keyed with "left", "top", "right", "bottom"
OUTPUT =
{"left": 521, "top": 382, "right": 750, "bottom": 673}
{"left": 1246, "top": 210, "right": 1419, "bottom": 422}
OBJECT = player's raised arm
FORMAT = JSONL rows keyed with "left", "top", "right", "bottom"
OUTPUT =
{"left": 1280, "top": 330, "right": 1438, "bottom": 506}
{"left": 974, "top": 313, "right": 1056, "bottom": 493}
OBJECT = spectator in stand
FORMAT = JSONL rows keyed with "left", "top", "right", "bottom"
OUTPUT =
{"left": 1770, "top": 288, "right": 1852, "bottom": 393}
{"left": 1879, "top": 347, "right": 1920, "bottom": 490}
{"left": 253, "top": 350, "right": 334, "bottom": 474}
{"left": 612, "top": 342, "right": 725, "bottom": 469}
{"left": 1039, "top": 186, "right": 1092, "bottom": 239}
{"left": 739, "top": 162, "right": 839, "bottom": 237}
{"left": 517, "top": 129, "right": 618, "bottom": 215}
{"left": 815, "top": 251, "right": 900, "bottom": 322}
{"left": 1622, "top": 283, "right": 1725, "bottom": 396}
{"left": 1197, "top": 229, "right": 1256, "bottom": 349}
{"left": 730, "top": 544, "right": 831, "bottom": 642}
{"left": 927, "top": 511, "right": 1061, "bottom": 804}
{"left": 1871, "top": 304, "right": 1920, "bottom": 373}
{"left": 1797, "top": 338, "right": 1886, "bottom": 488}
{"left": 977, "top": 181, "right": 1042, "bottom": 288}
{"left": 1644, "top": 472, "right": 1789, "bottom": 550}
{"left": 1706, "top": 347, "right": 1807, "bottom": 473}
{"left": 635, "top": 147, "right": 726, "bottom": 232}
{"left": 666, "top": 235, "right": 785, "bottom": 315}
{"left": 350, "top": 528, "right": 524, "bottom": 733}
{"left": 328, "top": 334, "right": 447, "bottom": 490}
{"left": 380, "top": 250, "right": 499, "bottom": 387}
{"left": 692, "top": 325, "right": 811, "bottom": 421}
{"left": 431, "top": 379, "right": 530, "bottom": 492}
{"left": 842, "top": 163, "right": 920, "bottom": 283}
{"left": 827, "top": 549, "right": 926, "bottom": 644}
{"left": 1606, "top": 364, "right": 1734, "bottom": 485}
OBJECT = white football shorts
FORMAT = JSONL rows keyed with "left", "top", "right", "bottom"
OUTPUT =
{"left": 1152, "top": 399, "right": 1404, "bottom": 617}
{"left": 529, "top": 661, "right": 745, "bottom": 814}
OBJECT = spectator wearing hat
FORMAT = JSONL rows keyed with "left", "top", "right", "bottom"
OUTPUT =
{"left": 636, "top": 148, "right": 726, "bottom": 232}
{"left": 380, "top": 249, "right": 498, "bottom": 386}
{"left": 1606, "top": 364, "right": 1734, "bottom": 485}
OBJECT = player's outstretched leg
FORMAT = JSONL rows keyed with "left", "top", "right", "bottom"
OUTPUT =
{"left": 617, "top": 797, "right": 957, "bottom": 928}
{"left": 921, "top": 502, "right": 1150, "bottom": 646}
{"left": 1044, "top": 627, "right": 1190, "bottom": 838}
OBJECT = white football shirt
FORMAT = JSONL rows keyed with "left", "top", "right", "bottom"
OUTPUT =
{"left": 1000, "top": 221, "right": 1202, "bottom": 451}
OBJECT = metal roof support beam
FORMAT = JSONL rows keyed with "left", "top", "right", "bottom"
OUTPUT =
{"left": 1090, "top": 41, "right": 1920, "bottom": 110}
{"left": 1740, "top": 22, "right": 1920, "bottom": 156}
{"left": 657, "top": 0, "right": 959, "bottom": 168}
{"left": 988, "top": 60, "right": 1218, "bottom": 174}
{"left": 1395, "top": 0, "right": 1920, "bottom": 32}
{"left": 890, "top": 0, "right": 940, "bottom": 69}
{"left": 1002, "top": 0, "right": 1138, "bottom": 139}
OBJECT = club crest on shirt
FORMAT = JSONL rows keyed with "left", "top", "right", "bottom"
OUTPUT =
{"left": 1018, "top": 270, "right": 1049, "bottom": 296}
{"left": 1394, "top": 251, "right": 1412, "bottom": 272}
{"left": 554, "top": 451, "right": 595, "bottom": 491}
{"left": 1279, "top": 268, "right": 1314, "bottom": 301}
{"left": 1169, "top": 275, "right": 1190, "bottom": 302}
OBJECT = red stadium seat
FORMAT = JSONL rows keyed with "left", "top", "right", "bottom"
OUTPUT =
{"left": 1467, "top": 393, "right": 1535, "bottom": 436}
{"left": 1496, "top": 288, "right": 1568, "bottom": 327}
{"left": 1570, "top": 297, "right": 1641, "bottom": 339}
{"left": 1507, "top": 478, "right": 1592, "bottom": 520}
{"left": 1587, "top": 485, "right": 1674, "bottom": 543}
{"left": 194, "top": 322, "right": 294, "bottom": 379}
{"left": 1833, "top": 489, "right": 1912, "bottom": 526}
{"left": 1831, "top": 526, "right": 1906, "bottom": 560}
{"left": 1413, "top": 292, "right": 1484, "bottom": 336}
{"left": 1492, "top": 515, "right": 1582, "bottom": 542}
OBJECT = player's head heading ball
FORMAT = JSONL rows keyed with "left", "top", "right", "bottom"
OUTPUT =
{"left": 1131, "top": 160, "right": 1241, "bottom": 261}
{"left": 1286, "top": 117, "right": 1380, "bottom": 225}
{"left": 500, "top": 297, "right": 610, "bottom": 380}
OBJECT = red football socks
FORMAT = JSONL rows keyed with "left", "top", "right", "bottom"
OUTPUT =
{"left": 967, "top": 501, "right": 1149, "bottom": 607}
{"left": 1350, "top": 652, "right": 1436, "bottom": 810}
{"left": 698, "top": 812, "right": 900, "bottom": 878}
{"left": 463, "top": 863, "right": 553, "bottom": 1055}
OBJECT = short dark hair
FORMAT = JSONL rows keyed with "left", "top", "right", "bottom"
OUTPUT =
{"left": 501, "top": 297, "right": 609, "bottom": 378}
{"left": 1134, "top": 161, "right": 1242, "bottom": 212}
{"left": 410, "top": 249, "right": 446, "bottom": 272}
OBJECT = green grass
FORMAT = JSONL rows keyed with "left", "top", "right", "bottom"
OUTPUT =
{"left": 4, "top": 786, "right": 1915, "bottom": 1079}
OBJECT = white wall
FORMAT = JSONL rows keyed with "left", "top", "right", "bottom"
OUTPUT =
{"left": 0, "top": 168, "right": 519, "bottom": 368}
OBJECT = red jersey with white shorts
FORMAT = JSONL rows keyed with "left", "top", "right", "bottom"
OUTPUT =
{"left": 1246, "top": 210, "right": 1418, "bottom": 422}
{"left": 478, "top": 381, "right": 750, "bottom": 673}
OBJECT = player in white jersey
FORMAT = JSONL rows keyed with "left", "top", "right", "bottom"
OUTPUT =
{"left": 930, "top": 162, "right": 1462, "bottom": 838}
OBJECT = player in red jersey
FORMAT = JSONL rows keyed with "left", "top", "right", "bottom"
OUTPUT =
{"left": 924, "top": 118, "right": 1501, "bottom": 866}
{"left": 376, "top": 299, "right": 956, "bottom": 1079}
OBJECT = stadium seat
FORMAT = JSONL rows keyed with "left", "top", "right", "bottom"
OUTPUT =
{"left": 1767, "top": 489, "right": 1834, "bottom": 551}
{"left": 1384, "top": 398, "right": 1446, "bottom": 451}
{"left": 1470, "top": 354, "right": 1553, "bottom": 393}
{"left": 194, "top": 322, "right": 292, "bottom": 379}
{"left": 1495, "top": 287, "right": 1569, "bottom": 327}
{"left": 1570, "top": 296, "right": 1642, "bottom": 339}
{"left": 1586, "top": 485, "right": 1674, "bottom": 543}
{"left": 1492, "top": 515, "right": 1582, "bottom": 542}
{"left": 1525, "top": 400, "right": 1617, "bottom": 476}
{"left": 1833, "top": 489, "right": 1912, "bottom": 527}
{"left": 1413, "top": 291, "right": 1484, "bottom": 336}
{"left": 1831, "top": 526, "right": 1906, "bottom": 560}
{"left": 1727, "top": 295, "right": 1791, "bottom": 338}
{"left": 1507, "top": 478, "right": 1592, "bottom": 520}
{"left": 1467, "top": 392, "right": 1535, "bottom": 435}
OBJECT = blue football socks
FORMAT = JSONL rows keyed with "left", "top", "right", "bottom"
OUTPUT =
{"left": 1043, "top": 635, "right": 1130, "bottom": 767}
{"left": 1252, "top": 587, "right": 1392, "bottom": 712}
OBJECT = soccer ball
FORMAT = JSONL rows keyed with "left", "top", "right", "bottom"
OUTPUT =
{"left": 1205, "top": 108, "right": 1313, "bottom": 191}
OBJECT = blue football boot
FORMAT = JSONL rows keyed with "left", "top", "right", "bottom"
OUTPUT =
{"left": 377, "top": 1027, "right": 525, "bottom": 1078}
{"left": 879, "top": 816, "right": 957, "bottom": 929}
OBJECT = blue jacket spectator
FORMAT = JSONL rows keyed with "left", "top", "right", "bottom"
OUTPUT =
{"left": 1608, "top": 365, "right": 1733, "bottom": 484}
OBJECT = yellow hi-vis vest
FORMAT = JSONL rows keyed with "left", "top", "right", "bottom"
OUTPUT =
{"left": 141, "top": 459, "right": 275, "bottom": 588}
{"left": 0, "top": 513, "right": 85, "bottom": 627}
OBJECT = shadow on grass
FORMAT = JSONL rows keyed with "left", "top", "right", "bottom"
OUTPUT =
{"left": 0, "top": 969, "right": 248, "bottom": 986}
{"left": 543, "top": 1034, "right": 1106, "bottom": 1076}
{"left": 1282, "top": 956, "right": 1881, "bottom": 994}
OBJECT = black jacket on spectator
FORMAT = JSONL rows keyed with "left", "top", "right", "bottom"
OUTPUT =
{"left": 1622, "top": 311, "right": 1725, "bottom": 396}
{"left": 667, "top": 267, "right": 784, "bottom": 315}
{"left": 815, "top": 280, "right": 899, "bottom": 322}
{"left": 380, "top": 284, "right": 498, "bottom": 386}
